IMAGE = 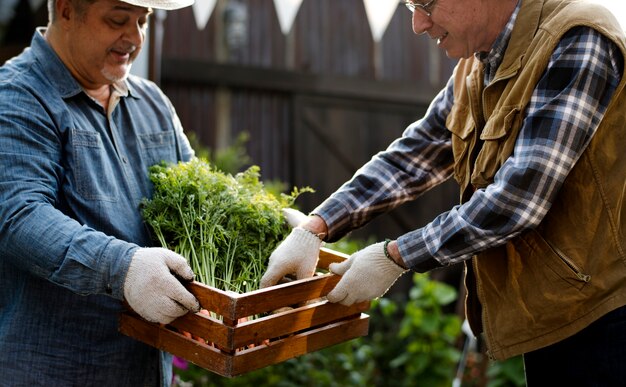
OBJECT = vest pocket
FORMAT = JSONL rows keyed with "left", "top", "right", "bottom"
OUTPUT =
{"left": 544, "top": 237, "right": 591, "bottom": 283}
{"left": 514, "top": 229, "right": 590, "bottom": 289}
{"left": 446, "top": 104, "right": 474, "bottom": 187}
{"left": 472, "top": 106, "right": 522, "bottom": 186}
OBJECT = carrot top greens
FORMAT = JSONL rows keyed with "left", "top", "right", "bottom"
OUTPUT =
{"left": 141, "top": 157, "right": 312, "bottom": 293}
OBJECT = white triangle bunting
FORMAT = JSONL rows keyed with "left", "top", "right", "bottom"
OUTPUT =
{"left": 192, "top": 0, "right": 217, "bottom": 31}
{"left": 273, "top": 0, "right": 304, "bottom": 35}
{"left": 363, "top": 0, "right": 399, "bottom": 42}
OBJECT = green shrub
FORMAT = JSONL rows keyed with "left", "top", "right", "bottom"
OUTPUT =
{"left": 486, "top": 356, "right": 526, "bottom": 387}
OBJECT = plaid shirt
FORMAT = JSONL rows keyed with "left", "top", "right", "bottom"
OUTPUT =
{"left": 314, "top": 3, "right": 624, "bottom": 270}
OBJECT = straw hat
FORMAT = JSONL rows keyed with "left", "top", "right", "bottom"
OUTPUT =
{"left": 120, "top": 0, "right": 194, "bottom": 10}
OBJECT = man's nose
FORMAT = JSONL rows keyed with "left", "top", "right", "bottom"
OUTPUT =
{"left": 123, "top": 21, "right": 146, "bottom": 46}
{"left": 412, "top": 11, "right": 433, "bottom": 35}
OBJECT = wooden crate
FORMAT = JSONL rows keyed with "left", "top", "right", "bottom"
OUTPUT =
{"left": 119, "top": 247, "right": 370, "bottom": 377}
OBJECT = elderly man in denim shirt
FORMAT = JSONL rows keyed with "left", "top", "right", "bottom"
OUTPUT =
{"left": 0, "top": 0, "right": 201, "bottom": 385}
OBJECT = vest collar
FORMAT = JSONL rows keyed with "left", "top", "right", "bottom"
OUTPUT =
{"left": 493, "top": 0, "right": 544, "bottom": 82}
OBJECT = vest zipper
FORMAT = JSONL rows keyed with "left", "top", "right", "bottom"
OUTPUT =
{"left": 545, "top": 239, "right": 591, "bottom": 283}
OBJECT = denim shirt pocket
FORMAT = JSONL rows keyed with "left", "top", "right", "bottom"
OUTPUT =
{"left": 71, "top": 129, "right": 119, "bottom": 202}
{"left": 138, "top": 131, "right": 177, "bottom": 167}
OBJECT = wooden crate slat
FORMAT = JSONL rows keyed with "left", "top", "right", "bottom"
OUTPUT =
{"left": 230, "top": 299, "right": 370, "bottom": 349}
{"left": 120, "top": 313, "right": 232, "bottom": 375}
{"left": 185, "top": 282, "right": 238, "bottom": 319}
{"left": 229, "top": 314, "right": 370, "bottom": 377}
{"left": 166, "top": 311, "right": 234, "bottom": 350}
{"left": 318, "top": 247, "right": 349, "bottom": 269}
{"left": 184, "top": 272, "right": 342, "bottom": 321}
{"left": 225, "top": 273, "right": 341, "bottom": 318}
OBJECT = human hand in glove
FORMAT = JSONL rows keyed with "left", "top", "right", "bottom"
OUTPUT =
{"left": 282, "top": 208, "right": 310, "bottom": 228}
{"left": 123, "top": 247, "right": 201, "bottom": 324}
{"left": 327, "top": 241, "right": 408, "bottom": 306}
{"left": 260, "top": 226, "right": 323, "bottom": 287}
{"left": 260, "top": 209, "right": 326, "bottom": 287}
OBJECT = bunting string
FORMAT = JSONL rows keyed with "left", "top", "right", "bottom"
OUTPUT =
{"left": 190, "top": 0, "right": 625, "bottom": 39}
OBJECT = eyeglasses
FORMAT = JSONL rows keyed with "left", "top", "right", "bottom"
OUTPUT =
{"left": 405, "top": 0, "right": 438, "bottom": 17}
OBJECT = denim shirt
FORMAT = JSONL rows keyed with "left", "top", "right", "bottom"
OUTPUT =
{"left": 0, "top": 29, "right": 193, "bottom": 386}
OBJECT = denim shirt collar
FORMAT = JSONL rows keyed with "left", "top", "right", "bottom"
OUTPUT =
{"left": 31, "top": 27, "right": 137, "bottom": 100}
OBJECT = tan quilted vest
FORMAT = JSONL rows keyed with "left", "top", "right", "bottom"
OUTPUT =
{"left": 447, "top": 0, "right": 626, "bottom": 360}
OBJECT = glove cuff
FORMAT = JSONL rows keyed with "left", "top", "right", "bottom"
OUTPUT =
{"left": 292, "top": 227, "right": 325, "bottom": 246}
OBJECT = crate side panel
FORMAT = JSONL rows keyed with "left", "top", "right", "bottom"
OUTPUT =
{"left": 119, "top": 313, "right": 233, "bottom": 376}
{"left": 231, "top": 300, "right": 370, "bottom": 348}
{"left": 186, "top": 282, "right": 237, "bottom": 319}
{"left": 318, "top": 247, "right": 349, "bottom": 269}
{"left": 185, "top": 248, "right": 347, "bottom": 320}
{"left": 230, "top": 314, "right": 370, "bottom": 377}
{"left": 231, "top": 273, "right": 341, "bottom": 317}
{"left": 167, "top": 312, "right": 234, "bottom": 350}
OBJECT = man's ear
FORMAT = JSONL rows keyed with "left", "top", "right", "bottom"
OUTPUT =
{"left": 56, "top": 0, "right": 75, "bottom": 26}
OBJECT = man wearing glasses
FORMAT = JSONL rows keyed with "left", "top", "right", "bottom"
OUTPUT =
{"left": 262, "top": 0, "right": 626, "bottom": 384}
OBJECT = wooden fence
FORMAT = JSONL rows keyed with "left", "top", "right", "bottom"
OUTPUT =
{"left": 158, "top": 0, "right": 459, "bottom": 241}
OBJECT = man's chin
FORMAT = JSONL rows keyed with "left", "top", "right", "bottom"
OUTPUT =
{"left": 102, "top": 65, "right": 132, "bottom": 83}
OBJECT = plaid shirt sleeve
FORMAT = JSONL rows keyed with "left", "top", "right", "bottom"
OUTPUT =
{"left": 312, "top": 74, "right": 456, "bottom": 243}
{"left": 314, "top": 27, "right": 623, "bottom": 271}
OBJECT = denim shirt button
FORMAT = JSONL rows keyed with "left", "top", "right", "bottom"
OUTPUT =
{"left": 121, "top": 156, "right": 128, "bottom": 164}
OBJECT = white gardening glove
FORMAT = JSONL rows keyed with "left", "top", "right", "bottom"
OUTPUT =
{"left": 327, "top": 242, "right": 407, "bottom": 306}
{"left": 123, "top": 247, "right": 201, "bottom": 324}
{"left": 282, "top": 208, "right": 309, "bottom": 227}
{"left": 260, "top": 227, "right": 323, "bottom": 288}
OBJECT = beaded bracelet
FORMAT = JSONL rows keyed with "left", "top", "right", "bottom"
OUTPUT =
{"left": 383, "top": 238, "right": 407, "bottom": 270}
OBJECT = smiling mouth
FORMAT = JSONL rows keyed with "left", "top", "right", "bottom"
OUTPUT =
{"left": 110, "top": 45, "right": 137, "bottom": 62}
{"left": 109, "top": 49, "right": 130, "bottom": 62}
{"left": 436, "top": 32, "right": 449, "bottom": 45}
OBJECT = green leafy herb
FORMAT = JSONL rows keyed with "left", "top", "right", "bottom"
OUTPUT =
{"left": 141, "top": 157, "right": 312, "bottom": 293}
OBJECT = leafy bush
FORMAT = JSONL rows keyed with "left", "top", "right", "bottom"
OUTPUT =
{"left": 486, "top": 356, "right": 526, "bottom": 387}
{"left": 365, "top": 273, "right": 462, "bottom": 387}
